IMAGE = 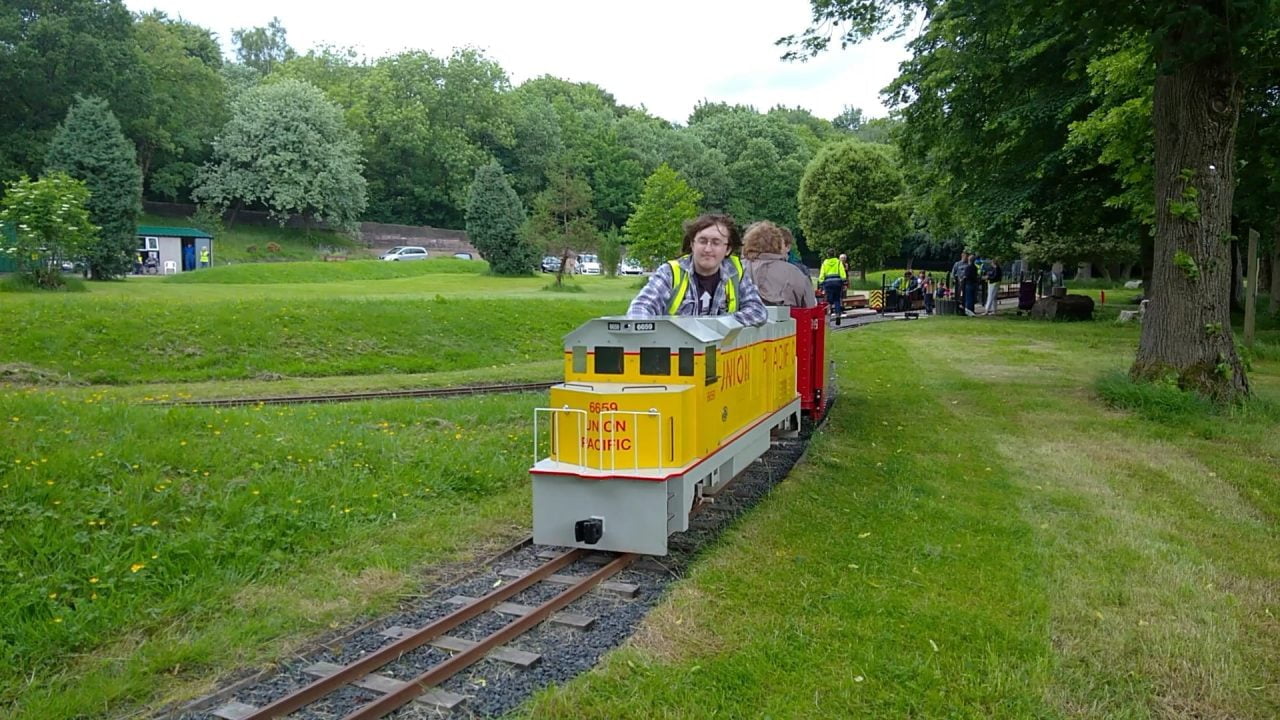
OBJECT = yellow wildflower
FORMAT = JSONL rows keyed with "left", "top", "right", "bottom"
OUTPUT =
{"left": 130, "top": 563, "right": 145, "bottom": 573}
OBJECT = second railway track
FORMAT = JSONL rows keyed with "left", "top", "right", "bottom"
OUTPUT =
{"left": 165, "top": 381, "right": 558, "bottom": 408}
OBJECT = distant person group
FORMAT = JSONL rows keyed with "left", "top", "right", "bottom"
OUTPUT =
{"left": 950, "top": 251, "right": 1003, "bottom": 316}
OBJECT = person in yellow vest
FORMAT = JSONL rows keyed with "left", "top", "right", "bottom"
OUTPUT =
{"left": 198, "top": 246, "right": 211, "bottom": 268}
{"left": 819, "top": 249, "right": 848, "bottom": 324}
{"left": 626, "top": 213, "right": 767, "bottom": 326}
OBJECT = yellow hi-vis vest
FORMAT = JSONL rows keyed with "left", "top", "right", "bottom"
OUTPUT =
{"left": 666, "top": 256, "right": 743, "bottom": 315}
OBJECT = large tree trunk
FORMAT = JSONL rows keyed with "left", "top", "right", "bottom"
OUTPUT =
{"left": 1140, "top": 232, "right": 1154, "bottom": 296}
{"left": 1131, "top": 47, "right": 1249, "bottom": 400}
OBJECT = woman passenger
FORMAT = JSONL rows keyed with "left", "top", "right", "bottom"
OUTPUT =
{"left": 742, "top": 221, "right": 816, "bottom": 308}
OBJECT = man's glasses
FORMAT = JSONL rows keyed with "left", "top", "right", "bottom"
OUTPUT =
{"left": 694, "top": 238, "right": 728, "bottom": 248}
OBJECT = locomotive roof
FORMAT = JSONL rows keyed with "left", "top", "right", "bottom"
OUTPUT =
{"left": 564, "top": 315, "right": 745, "bottom": 348}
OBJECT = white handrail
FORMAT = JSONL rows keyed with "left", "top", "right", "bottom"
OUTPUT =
{"left": 533, "top": 406, "right": 587, "bottom": 466}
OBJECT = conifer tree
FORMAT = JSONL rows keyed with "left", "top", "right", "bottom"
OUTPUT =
{"left": 44, "top": 95, "right": 142, "bottom": 279}
{"left": 465, "top": 162, "right": 536, "bottom": 275}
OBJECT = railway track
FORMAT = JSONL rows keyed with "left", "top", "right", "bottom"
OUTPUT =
{"left": 204, "top": 548, "right": 636, "bottom": 720}
{"left": 175, "top": 399, "right": 828, "bottom": 720}
{"left": 165, "top": 381, "right": 558, "bottom": 408}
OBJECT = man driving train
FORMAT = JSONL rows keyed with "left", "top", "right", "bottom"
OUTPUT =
{"left": 626, "top": 213, "right": 767, "bottom": 327}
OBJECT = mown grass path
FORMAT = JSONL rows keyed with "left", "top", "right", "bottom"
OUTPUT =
{"left": 522, "top": 317, "right": 1279, "bottom": 719}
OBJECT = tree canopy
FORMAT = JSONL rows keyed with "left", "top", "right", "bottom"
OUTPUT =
{"left": 193, "top": 78, "right": 367, "bottom": 231}
{"left": 798, "top": 140, "right": 907, "bottom": 269}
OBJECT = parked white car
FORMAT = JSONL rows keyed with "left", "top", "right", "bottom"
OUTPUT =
{"left": 620, "top": 257, "right": 645, "bottom": 275}
{"left": 577, "top": 253, "right": 601, "bottom": 275}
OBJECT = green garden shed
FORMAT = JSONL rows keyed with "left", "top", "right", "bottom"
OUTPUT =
{"left": 136, "top": 225, "right": 213, "bottom": 273}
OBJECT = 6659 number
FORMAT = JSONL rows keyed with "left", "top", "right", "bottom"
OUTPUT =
{"left": 588, "top": 401, "right": 619, "bottom": 413}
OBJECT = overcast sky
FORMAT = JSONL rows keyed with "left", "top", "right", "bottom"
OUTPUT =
{"left": 122, "top": 0, "right": 912, "bottom": 125}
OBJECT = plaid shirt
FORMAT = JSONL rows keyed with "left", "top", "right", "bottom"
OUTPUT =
{"left": 626, "top": 255, "right": 767, "bottom": 326}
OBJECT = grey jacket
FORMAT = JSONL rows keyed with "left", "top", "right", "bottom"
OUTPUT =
{"left": 745, "top": 253, "right": 816, "bottom": 308}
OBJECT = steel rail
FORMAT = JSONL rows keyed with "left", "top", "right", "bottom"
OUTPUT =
{"left": 242, "top": 547, "right": 586, "bottom": 720}
{"left": 344, "top": 552, "right": 637, "bottom": 720}
{"left": 166, "top": 381, "right": 557, "bottom": 408}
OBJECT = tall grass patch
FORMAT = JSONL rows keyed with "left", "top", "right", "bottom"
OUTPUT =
{"left": 1095, "top": 370, "right": 1215, "bottom": 421}
{"left": 1, "top": 274, "right": 88, "bottom": 293}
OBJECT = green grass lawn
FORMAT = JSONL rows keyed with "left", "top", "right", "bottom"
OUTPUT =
{"left": 521, "top": 317, "right": 1280, "bottom": 719}
{"left": 2, "top": 262, "right": 1278, "bottom": 719}
{"left": 0, "top": 271, "right": 641, "bottom": 385}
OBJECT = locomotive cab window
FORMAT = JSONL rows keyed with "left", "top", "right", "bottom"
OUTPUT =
{"left": 593, "top": 346, "right": 624, "bottom": 375}
{"left": 572, "top": 345, "right": 587, "bottom": 373}
{"left": 640, "top": 347, "right": 670, "bottom": 376}
{"left": 679, "top": 347, "right": 694, "bottom": 376}
{"left": 704, "top": 346, "right": 717, "bottom": 385}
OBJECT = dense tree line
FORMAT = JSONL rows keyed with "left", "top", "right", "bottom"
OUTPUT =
{"left": 1, "top": 0, "right": 883, "bottom": 254}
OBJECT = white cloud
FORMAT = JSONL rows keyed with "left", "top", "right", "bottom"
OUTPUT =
{"left": 125, "top": 0, "right": 909, "bottom": 123}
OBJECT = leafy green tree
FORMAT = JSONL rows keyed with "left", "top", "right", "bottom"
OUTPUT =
{"left": 0, "top": 173, "right": 98, "bottom": 288}
{"left": 499, "top": 93, "right": 565, "bottom": 201}
{"left": 524, "top": 170, "right": 598, "bottom": 286}
{"left": 232, "top": 17, "right": 295, "bottom": 75}
{"left": 359, "top": 49, "right": 513, "bottom": 227}
{"left": 513, "top": 77, "right": 643, "bottom": 230}
{"left": 727, "top": 138, "right": 806, "bottom": 231}
{"left": 690, "top": 107, "right": 812, "bottom": 232}
{"left": 798, "top": 140, "right": 907, "bottom": 272}
{"left": 615, "top": 114, "right": 731, "bottom": 212}
{"left": 194, "top": 78, "right": 367, "bottom": 231}
{"left": 0, "top": 0, "right": 146, "bottom": 182}
{"left": 465, "top": 162, "right": 535, "bottom": 275}
{"left": 833, "top": 105, "right": 865, "bottom": 132}
{"left": 851, "top": 117, "right": 900, "bottom": 145}
{"left": 623, "top": 164, "right": 702, "bottom": 270}
{"left": 132, "top": 12, "right": 228, "bottom": 201}
{"left": 767, "top": 105, "right": 840, "bottom": 155}
{"left": 784, "top": 0, "right": 1276, "bottom": 400}
{"left": 44, "top": 96, "right": 142, "bottom": 280}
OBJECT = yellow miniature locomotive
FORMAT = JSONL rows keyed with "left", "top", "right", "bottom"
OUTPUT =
{"left": 530, "top": 307, "right": 803, "bottom": 555}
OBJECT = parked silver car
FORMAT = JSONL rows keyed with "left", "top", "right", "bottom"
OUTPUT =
{"left": 380, "top": 246, "right": 429, "bottom": 261}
